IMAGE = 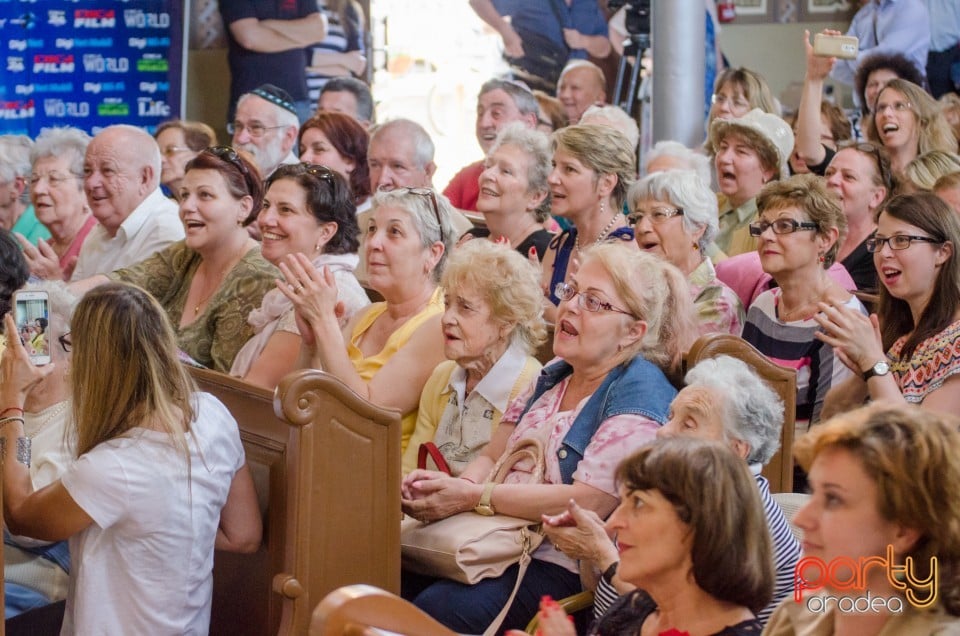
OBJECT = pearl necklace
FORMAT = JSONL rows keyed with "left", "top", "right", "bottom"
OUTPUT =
{"left": 575, "top": 209, "right": 621, "bottom": 256}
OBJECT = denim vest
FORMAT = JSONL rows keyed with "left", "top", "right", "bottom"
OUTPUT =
{"left": 515, "top": 355, "right": 677, "bottom": 484}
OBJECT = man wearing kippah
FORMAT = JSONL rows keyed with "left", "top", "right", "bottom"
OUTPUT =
{"left": 230, "top": 84, "right": 301, "bottom": 182}
{"left": 221, "top": 0, "right": 328, "bottom": 123}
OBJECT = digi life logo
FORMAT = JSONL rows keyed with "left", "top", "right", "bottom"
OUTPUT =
{"left": 74, "top": 9, "right": 115, "bottom": 28}
{"left": 33, "top": 53, "right": 74, "bottom": 73}
{"left": 0, "top": 99, "right": 35, "bottom": 120}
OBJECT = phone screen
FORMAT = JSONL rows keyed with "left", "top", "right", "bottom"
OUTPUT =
{"left": 14, "top": 293, "right": 51, "bottom": 364}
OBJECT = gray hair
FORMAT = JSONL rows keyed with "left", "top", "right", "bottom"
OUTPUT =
{"left": 370, "top": 119, "right": 435, "bottom": 171}
{"left": 370, "top": 187, "right": 456, "bottom": 282}
{"left": 488, "top": 122, "right": 552, "bottom": 222}
{"left": 552, "top": 124, "right": 636, "bottom": 209}
{"left": 684, "top": 355, "right": 784, "bottom": 465}
{"left": 644, "top": 140, "right": 712, "bottom": 184}
{"left": 0, "top": 135, "right": 33, "bottom": 184}
{"left": 479, "top": 78, "right": 540, "bottom": 117}
{"left": 30, "top": 127, "right": 91, "bottom": 178}
{"left": 628, "top": 170, "right": 719, "bottom": 251}
{"left": 580, "top": 104, "right": 639, "bottom": 151}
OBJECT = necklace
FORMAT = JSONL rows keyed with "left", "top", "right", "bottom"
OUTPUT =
{"left": 192, "top": 253, "right": 243, "bottom": 316}
{"left": 24, "top": 401, "right": 69, "bottom": 438}
{"left": 575, "top": 209, "right": 621, "bottom": 255}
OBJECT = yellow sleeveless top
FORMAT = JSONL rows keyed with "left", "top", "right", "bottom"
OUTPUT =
{"left": 347, "top": 288, "right": 444, "bottom": 452}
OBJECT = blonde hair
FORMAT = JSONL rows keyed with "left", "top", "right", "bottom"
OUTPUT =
{"left": 552, "top": 124, "right": 636, "bottom": 209}
{"left": 866, "top": 80, "right": 957, "bottom": 157}
{"left": 904, "top": 151, "right": 960, "bottom": 191}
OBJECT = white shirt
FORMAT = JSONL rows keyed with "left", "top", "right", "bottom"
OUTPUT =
{"left": 60, "top": 392, "right": 245, "bottom": 635}
{"left": 70, "top": 188, "right": 183, "bottom": 281}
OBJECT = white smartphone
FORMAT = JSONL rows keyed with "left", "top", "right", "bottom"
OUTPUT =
{"left": 14, "top": 290, "right": 51, "bottom": 366}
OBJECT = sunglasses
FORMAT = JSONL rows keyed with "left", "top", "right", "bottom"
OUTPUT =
{"left": 397, "top": 187, "right": 444, "bottom": 244}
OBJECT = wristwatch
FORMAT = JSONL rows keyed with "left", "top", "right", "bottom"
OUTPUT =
{"left": 474, "top": 482, "right": 496, "bottom": 516}
{"left": 862, "top": 360, "right": 890, "bottom": 382}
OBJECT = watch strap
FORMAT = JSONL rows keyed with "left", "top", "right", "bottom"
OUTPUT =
{"left": 601, "top": 560, "right": 619, "bottom": 585}
{"left": 475, "top": 482, "right": 496, "bottom": 515}
{"left": 862, "top": 361, "right": 890, "bottom": 382}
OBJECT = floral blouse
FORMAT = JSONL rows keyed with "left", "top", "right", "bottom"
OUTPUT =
{"left": 688, "top": 257, "right": 745, "bottom": 336}
{"left": 888, "top": 318, "right": 960, "bottom": 403}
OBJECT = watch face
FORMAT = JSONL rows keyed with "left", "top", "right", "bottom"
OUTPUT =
{"left": 875, "top": 361, "right": 890, "bottom": 374}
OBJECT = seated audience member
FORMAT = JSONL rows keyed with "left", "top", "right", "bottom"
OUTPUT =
{"left": 556, "top": 61, "right": 607, "bottom": 124}
{"left": 231, "top": 163, "right": 368, "bottom": 389}
{"left": 71, "top": 147, "right": 278, "bottom": 373}
{"left": 462, "top": 123, "right": 554, "bottom": 260}
{"left": 628, "top": 170, "right": 744, "bottom": 336}
{"left": 934, "top": 171, "right": 960, "bottom": 214}
{"left": 541, "top": 124, "right": 636, "bottom": 321}
{"left": 642, "top": 140, "right": 712, "bottom": 184}
{"left": 317, "top": 76, "right": 376, "bottom": 128}
{"left": 0, "top": 136, "right": 49, "bottom": 246}
{"left": 742, "top": 175, "right": 863, "bottom": 431}
{"left": 154, "top": 120, "right": 217, "bottom": 200}
{"left": 400, "top": 244, "right": 696, "bottom": 633}
{"left": 901, "top": 150, "right": 960, "bottom": 193}
{"left": 4, "top": 284, "right": 75, "bottom": 618}
{"left": 863, "top": 79, "right": 955, "bottom": 179}
{"left": 401, "top": 241, "right": 545, "bottom": 475}
{"left": 533, "top": 90, "right": 568, "bottom": 133}
{"left": 444, "top": 79, "right": 538, "bottom": 212}
{"left": 533, "top": 438, "right": 773, "bottom": 636}
{"left": 709, "top": 109, "right": 794, "bottom": 258}
{"left": 229, "top": 84, "right": 301, "bottom": 180}
{"left": 298, "top": 112, "right": 372, "bottom": 209}
{"left": 817, "top": 192, "right": 960, "bottom": 416}
{"left": 0, "top": 282, "right": 262, "bottom": 634}
{"left": 706, "top": 67, "right": 779, "bottom": 132}
{"left": 70, "top": 125, "right": 183, "bottom": 281}
{"left": 851, "top": 51, "right": 926, "bottom": 135}
{"left": 279, "top": 187, "right": 455, "bottom": 453}
{"left": 579, "top": 105, "right": 639, "bottom": 152}
{"left": 766, "top": 404, "right": 960, "bottom": 635}
{"left": 16, "top": 127, "right": 96, "bottom": 282}
{"left": 545, "top": 355, "right": 799, "bottom": 627}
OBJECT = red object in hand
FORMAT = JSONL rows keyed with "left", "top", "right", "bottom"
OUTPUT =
{"left": 717, "top": 0, "right": 736, "bottom": 22}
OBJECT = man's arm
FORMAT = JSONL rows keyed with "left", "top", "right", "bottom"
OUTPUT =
{"left": 228, "top": 13, "right": 327, "bottom": 53}
{"left": 468, "top": 0, "right": 524, "bottom": 57}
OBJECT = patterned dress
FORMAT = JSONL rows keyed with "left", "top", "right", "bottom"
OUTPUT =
{"left": 888, "top": 319, "right": 960, "bottom": 403}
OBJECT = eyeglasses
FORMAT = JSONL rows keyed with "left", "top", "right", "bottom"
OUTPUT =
{"left": 161, "top": 145, "right": 192, "bottom": 157}
{"left": 874, "top": 100, "right": 913, "bottom": 115}
{"left": 397, "top": 187, "right": 444, "bottom": 244}
{"left": 58, "top": 332, "right": 71, "bottom": 353}
{"left": 554, "top": 282, "right": 635, "bottom": 317}
{"left": 28, "top": 172, "right": 82, "bottom": 188}
{"left": 226, "top": 121, "right": 286, "bottom": 138}
{"left": 749, "top": 218, "right": 819, "bottom": 237}
{"left": 711, "top": 93, "right": 750, "bottom": 110}
{"left": 865, "top": 234, "right": 943, "bottom": 252}
{"left": 628, "top": 206, "right": 684, "bottom": 226}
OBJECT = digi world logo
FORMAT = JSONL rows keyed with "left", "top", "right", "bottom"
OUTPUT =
{"left": 794, "top": 546, "right": 938, "bottom": 614}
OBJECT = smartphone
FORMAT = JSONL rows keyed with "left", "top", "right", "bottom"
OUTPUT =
{"left": 813, "top": 34, "right": 859, "bottom": 60}
{"left": 14, "top": 290, "right": 51, "bottom": 366}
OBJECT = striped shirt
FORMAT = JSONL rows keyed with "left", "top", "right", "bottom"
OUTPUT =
{"left": 305, "top": 0, "right": 364, "bottom": 103}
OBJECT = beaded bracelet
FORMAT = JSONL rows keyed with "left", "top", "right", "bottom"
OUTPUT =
{"left": 0, "top": 416, "right": 25, "bottom": 427}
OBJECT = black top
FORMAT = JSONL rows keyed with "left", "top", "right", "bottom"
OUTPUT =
{"left": 804, "top": 143, "right": 837, "bottom": 177}
{"left": 464, "top": 228, "right": 554, "bottom": 262}
{"left": 842, "top": 232, "right": 879, "bottom": 294}
{"left": 591, "top": 590, "right": 763, "bottom": 636}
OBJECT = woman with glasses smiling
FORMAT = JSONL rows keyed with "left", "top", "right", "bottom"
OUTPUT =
{"left": 742, "top": 175, "right": 865, "bottom": 438}
{"left": 816, "top": 192, "right": 960, "bottom": 417}
{"left": 154, "top": 120, "right": 217, "bottom": 201}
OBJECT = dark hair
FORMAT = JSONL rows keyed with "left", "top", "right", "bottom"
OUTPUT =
{"left": 615, "top": 438, "right": 774, "bottom": 615}
{"left": 854, "top": 52, "right": 925, "bottom": 115}
{"left": 265, "top": 163, "right": 360, "bottom": 255}
{"left": 298, "top": 113, "right": 371, "bottom": 204}
{"left": 319, "top": 77, "right": 375, "bottom": 123}
{"left": 184, "top": 147, "right": 264, "bottom": 226}
{"left": 876, "top": 192, "right": 960, "bottom": 358}
{"left": 155, "top": 119, "right": 217, "bottom": 152}
{"left": 0, "top": 228, "right": 29, "bottom": 320}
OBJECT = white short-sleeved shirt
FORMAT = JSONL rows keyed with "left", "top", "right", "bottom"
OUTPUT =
{"left": 59, "top": 392, "right": 245, "bottom": 635}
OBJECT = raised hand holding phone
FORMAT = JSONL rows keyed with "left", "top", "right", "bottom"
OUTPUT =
{"left": 13, "top": 290, "right": 51, "bottom": 366}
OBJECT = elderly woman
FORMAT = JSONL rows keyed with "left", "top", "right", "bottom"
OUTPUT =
{"left": 817, "top": 192, "right": 960, "bottom": 417}
{"left": 0, "top": 282, "right": 262, "bottom": 633}
{"left": 628, "top": 170, "right": 744, "bottom": 335}
{"left": 531, "top": 438, "right": 774, "bottom": 636}
{"left": 766, "top": 405, "right": 960, "bottom": 634}
{"left": 401, "top": 241, "right": 546, "bottom": 475}
{"left": 462, "top": 123, "right": 554, "bottom": 260}
{"left": 865, "top": 79, "right": 956, "bottom": 179}
{"left": 709, "top": 109, "right": 794, "bottom": 258}
{"left": 16, "top": 128, "right": 97, "bottom": 282}
{"left": 279, "top": 187, "right": 456, "bottom": 453}
{"left": 399, "top": 243, "right": 697, "bottom": 633}
{"left": 298, "top": 112, "right": 371, "bottom": 209}
{"left": 743, "top": 175, "right": 863, "bottom": 433}
{"left": 540, "top": 124, "right": 636, "bottom": 321}
{"left": 154, "top": 120, "right": 217, "bottom": 200}
{"left": 70, "top": 146, "right": 279, "bottom": 373}
{"left": 231, "top": 163, "right": 368, "bottom": 389}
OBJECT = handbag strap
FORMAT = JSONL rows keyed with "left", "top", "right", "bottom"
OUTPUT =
{"left": 481, "top": 527, "right": 539, "bottom": 636}
{"left": 417, "top": 442, "right": 452, "bottom": 475}
{"left": 485, "top": 438, "right": 546, "bottom": 485}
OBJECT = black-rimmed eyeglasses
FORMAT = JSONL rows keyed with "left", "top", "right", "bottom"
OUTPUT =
{"left": 866, "top": 234, "right": 944, "bottom": 252}
{"left": 749, "top": 219, "right": 819, "bottom": 237}
{"left": 58, "top": 332, "right": 71, "bottom": 353}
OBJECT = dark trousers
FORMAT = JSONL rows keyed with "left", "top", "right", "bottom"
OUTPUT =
{"left": 927, "top": 44, "right": 960, "bottom": 99}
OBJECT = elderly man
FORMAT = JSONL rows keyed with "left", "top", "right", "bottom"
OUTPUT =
{"left": 318, "top": 76, "right": 375, "bottom": 128}
{"left": 69, "top": 125, "right": 182, "bottom": 281}
{"left": 0, "top": 136, "right": 49, "bottom": 245}
{"left": 230, "top": 84, "right": 300, "bottom": 180}
{"left": 557, "top": 60, "right": 607, "bottom": 124}
{"left": 443, "top": 79, "right": 538, "bottom": 212}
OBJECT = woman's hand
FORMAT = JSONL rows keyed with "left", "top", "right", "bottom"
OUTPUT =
{"left": 543, "top": 499, "right": 617, "bottom": 566}
{"left": 814, "top": 301, "right": 886, "bottom": 374}
{"left": 400, "top": 468, "right": 448, "bottom": 500}
{"left": 401, "top": 473, "right": 480, "bottom": 522}
{"left": 1, "top": 314, "right": 53, "bottom": 406}
{"left": 15, "top": 235, "right": 65, "bottom": 281}
{"left": 277, "top": 254, "right": 344, "bottom": 347}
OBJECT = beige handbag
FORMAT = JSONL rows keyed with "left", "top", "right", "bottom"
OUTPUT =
{"left": 400, "top": 438, "right": 546, "bottom": 585}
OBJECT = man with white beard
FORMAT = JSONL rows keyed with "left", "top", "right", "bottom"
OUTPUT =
{"left": 229, "top": 84, "right": 300, "bottom": 181}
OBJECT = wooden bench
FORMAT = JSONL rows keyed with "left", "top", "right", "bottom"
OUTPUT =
{"left": 189, "top": 367, "right": 402, "bottom": 636}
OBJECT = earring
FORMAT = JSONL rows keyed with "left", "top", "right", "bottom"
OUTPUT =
{"left": 817, "top": 253, "right": 825, "bottom": 264}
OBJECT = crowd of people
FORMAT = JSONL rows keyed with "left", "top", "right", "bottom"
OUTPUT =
{"left": 1, "top": 2, "right": 960, "bottom": 634}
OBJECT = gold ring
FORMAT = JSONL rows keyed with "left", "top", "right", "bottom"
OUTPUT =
{"left": 296, "top": 285, "right": 305, "bottom": 294}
